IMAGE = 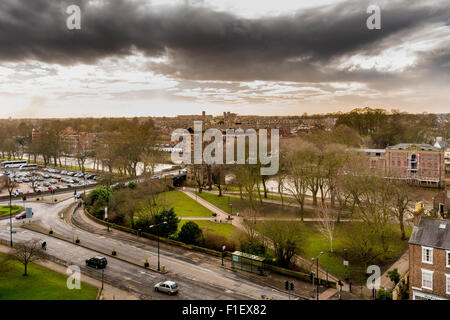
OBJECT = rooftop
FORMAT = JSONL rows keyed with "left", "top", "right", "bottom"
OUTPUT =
{"left": 387, "top": 143, "right": 440, "bottom": 152}
{"left": 409, "top": 218, "right": 450, "bottom": 250}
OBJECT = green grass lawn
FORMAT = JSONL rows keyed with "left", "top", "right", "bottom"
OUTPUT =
{"left": 196, "top": 192, "right": 312, "bottom": 218}
{"left": 162, "top": 190, "right": 214, "bottom": 217}
{"left": 255, "top": 221, "right": 411, "bottom": 283}
{"left": 0, "top": 252, "right": 98, "bottom": 300}
{"left": 178, "top": 219, "right": 237, "bottom": 238}
{"left": 0, "top": 205, "right": 23, "bottom": 218}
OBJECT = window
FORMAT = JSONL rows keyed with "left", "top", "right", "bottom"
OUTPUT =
{"left": 392, "top": 161, "right": 395, "bottom": 166}
{"left": 421, "top": 269, "right": 433, "bottom": 290}
{"left": 447, "top": 275, "right": 450, "bottom": 295}
{"left": 422, "top": 247, "right": 433, "bottom": 264}
{"left": 447, "top": 251, "right": 450, "bottom": 268}
{"left": 398, "top": 161, "right": 401, "bottom": 166}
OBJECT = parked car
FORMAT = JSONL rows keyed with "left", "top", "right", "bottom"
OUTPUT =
{"left": 43, "top": 182, "right": 51, "bottom": 187}
{"left": 15, "top": 211, "right": 33, "bottom": 220}
{"left": 154, "top": 281, "right": 179, "bottom": 295}
{"left": 85, "top": 256, "right": 107, "bottom": 269}
{"left": 48, "top": 186, "right": 57, "bottom": 191}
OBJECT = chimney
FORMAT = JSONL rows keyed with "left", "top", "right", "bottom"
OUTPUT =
{"left": 413, "top": 202, "right": 424, "bottom": 227}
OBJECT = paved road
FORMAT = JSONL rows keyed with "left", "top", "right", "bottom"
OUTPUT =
{"left": 0, "top": 198, "right": 292, "bottom": 300}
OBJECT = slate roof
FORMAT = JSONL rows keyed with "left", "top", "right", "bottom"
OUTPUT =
{"left": 409, "top": 218, "right": 450, "bottom": 250}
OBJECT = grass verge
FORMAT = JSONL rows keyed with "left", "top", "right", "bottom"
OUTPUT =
{"left": 0, "top": 252, "right": 98, "bottom": 300}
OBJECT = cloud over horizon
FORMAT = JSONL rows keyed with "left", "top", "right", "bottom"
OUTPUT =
{"left": 0, "top": 0, "right": 448, "bottom": 117}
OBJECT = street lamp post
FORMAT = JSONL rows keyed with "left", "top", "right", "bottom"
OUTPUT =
{"left": 311, "top": 251, "right": 323, "bottom": 300}
{"left": 101, "top": 269, "right": 104, "bottom": 290}
{"left": 221, "top": 245, "right": 226, "bottom": 266}
{"left": 149, "top": 221, "right": 167, "bottom": 271}
{"left": 6, "top": 177, "right": 14, "bottom": 247}
{"left": 229, "top": 203, "right": 233, "bottom": 215}
{"left": 344, "top": 248, "right": 349, "bottom": 281}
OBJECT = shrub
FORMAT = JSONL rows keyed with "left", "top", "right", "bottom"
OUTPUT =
{"left": 376, "top": 288, "right": 393, "bottom": 300}
{"left": 203, "top": 233, "right": 236, "bottom": 252}
{"left": 178, "top": 221, "right": 203, "bottom": 245}
{"left": 387, "top": 268, "right": 401, "bottom": 285}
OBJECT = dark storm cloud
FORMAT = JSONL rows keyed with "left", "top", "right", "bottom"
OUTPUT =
{"left": 0, "top": 0, "right": 448, "bottom": 82}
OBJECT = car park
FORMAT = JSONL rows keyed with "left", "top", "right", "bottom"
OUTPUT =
{"left": 154, "top": 281, "right": 179, "bottom": 295}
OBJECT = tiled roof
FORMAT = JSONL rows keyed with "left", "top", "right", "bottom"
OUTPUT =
{"left": 409, "top": 218, "right": 450, "bottom": 250}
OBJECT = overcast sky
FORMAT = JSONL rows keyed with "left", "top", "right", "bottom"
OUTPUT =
{"left": 0, "top": 0, "right": 449, "bottom": 118}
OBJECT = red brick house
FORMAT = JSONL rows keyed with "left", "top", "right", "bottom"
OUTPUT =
{"left": 409, "top": 215, "right": 450, "bottom": 300}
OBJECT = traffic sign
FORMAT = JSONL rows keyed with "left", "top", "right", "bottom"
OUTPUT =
{"left": 26, "top": 208, "right": 33, "bottom": 219}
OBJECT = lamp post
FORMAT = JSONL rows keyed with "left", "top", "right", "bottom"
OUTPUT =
{"left": 149, "top": 221, "right": 167, "bottom": 271}
{"left": 344, "top": 248, "right": 349, "bottom": 281}
{"left": 221, "top": 245, "right": 226, "bottom": 266}
{"left": 6, "top": 177, "right": 14, "bottom": 247}
{"left": 229, "top": 203, "right": 233, "bottom": 215}
{"left": 311, "top": 251, "right": 323, "bottom": 300}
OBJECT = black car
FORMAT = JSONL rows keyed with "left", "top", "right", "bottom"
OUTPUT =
{"left": 85, "top": 256, "right": 107, "bottom": 269}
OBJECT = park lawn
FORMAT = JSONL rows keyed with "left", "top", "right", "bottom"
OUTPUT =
{"left": 0, "top": 205, "right": 23, "bottom": 218}
{"left": 163, "top": 190, "right": 213, "bottom": 217}
{"left": 196, "top": 191, "right": 313, "bottom": 218}
{"left": 0, "top": 252, "right": 98, "bottom": 300}
{"left": 178, "top": 219, "right": 237, "bottom": 238}
{"left": 255, "top": 221, "right": 412, "bottom": 283}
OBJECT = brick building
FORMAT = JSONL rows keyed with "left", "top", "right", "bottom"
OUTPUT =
{"left": 433, "top": 188, "right": 450, "bottom": 218}
{"left": 409, "top": 212, "right": 450, "bottom": 300}
{"left": 385, "top": 143, "right": 445, "bottom": 187}
{"left": 358, "top": 148, "right": 386, "bottom": 171}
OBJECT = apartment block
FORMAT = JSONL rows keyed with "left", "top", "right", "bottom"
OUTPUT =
{"left": 385, "top": 143, "right": 445, "bottom": 187}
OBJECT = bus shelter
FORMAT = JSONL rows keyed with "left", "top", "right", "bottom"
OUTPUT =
{"left": 231, "top": 251, "right": 265, "bottom": 276}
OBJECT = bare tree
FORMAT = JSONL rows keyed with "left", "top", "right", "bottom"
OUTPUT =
{"left": 242, "top": 208, "right": 259, "bottom": 243}
{"left": 11, "top": 239, "right": 49, "bottom": 276}
{"left": 283, "top": 139, "right": 313, "bottom": 221}
{"left": 315, "top": 202, "right": 336, "bottom": 253}
{"left": 388, "top": 178, "right": 414, "bottom": 240}
{"left": 261, "top": 220, "right": 302, "bottom": 268}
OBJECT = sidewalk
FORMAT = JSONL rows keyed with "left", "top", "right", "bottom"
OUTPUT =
{"left": 380, "top": 248, "right": 409, "bottom": 291}
{"left": 0, "top": 245, "right": 138, "bottom": 300}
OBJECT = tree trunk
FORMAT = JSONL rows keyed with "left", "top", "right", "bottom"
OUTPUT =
{"left": 399, "top": 213, "right": 406, "bottom": 240}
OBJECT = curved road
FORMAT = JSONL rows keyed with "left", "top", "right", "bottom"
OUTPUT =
{"left": 0, "top": 195, "right": 292, "bottom": 300}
